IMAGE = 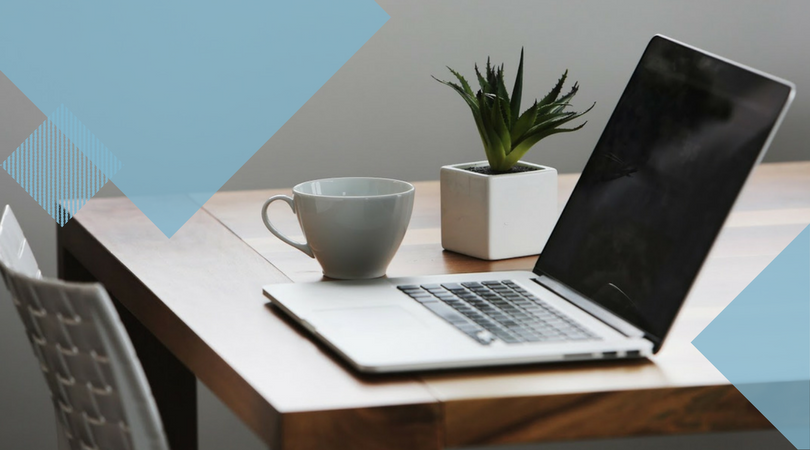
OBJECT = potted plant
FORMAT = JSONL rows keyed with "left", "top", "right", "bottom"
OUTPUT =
{"left": 434, "top": 49, "right": 593, "bottom": 260}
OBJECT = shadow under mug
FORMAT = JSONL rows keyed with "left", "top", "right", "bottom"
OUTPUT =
{"left": 261, "top": 177, "right": 415, "bottom": 279}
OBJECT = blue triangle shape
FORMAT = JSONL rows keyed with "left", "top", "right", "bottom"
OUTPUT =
{"left": 0, "top": 1, "right": 390, "bottom": 237}
{"left": 693, "top": 225, "right": 810, "bottom": 449}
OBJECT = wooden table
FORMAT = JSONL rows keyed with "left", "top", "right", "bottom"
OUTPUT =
{"left": 56, "top": 162, "right": 810, "bottom": 450}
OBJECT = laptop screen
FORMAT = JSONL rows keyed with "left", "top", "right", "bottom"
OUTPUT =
{"left": 533, "top": 36, "right": 793, "bottom": 347}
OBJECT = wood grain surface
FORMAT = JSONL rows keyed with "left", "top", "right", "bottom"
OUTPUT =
{"left": 59, "top": 162, "right": 810, "bottom": 449}
{"left": 59, "top": 198, "right": 437, "bottom": 450}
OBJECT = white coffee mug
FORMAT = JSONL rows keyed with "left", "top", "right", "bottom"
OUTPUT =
{"left": 261, "top": 177, "right": 415, "bottom": 279}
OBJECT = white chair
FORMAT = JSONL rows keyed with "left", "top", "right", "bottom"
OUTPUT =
{"left": 0, "top": 205, "right": 170, "bottom": 450}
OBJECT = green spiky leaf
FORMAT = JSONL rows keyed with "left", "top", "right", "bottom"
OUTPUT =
{"left": 515, "top": 102, "right": 595, "bottom": 149}
{"left": 433, "top": 52, "right": 593, "bottom": 173}
{"left": 447, "top": 67, "right": 474, "bottom": 96}
{"left": 511, "top": 101, "right": 537, "bottom": 143}
{"left": 431, "top": 76, "right": 480, "bottom": 116}
{"left": 538, "top": 70, "right": 568, "bottom": 107}
{"left": 555, "top": 82, "right": 580, "bottom": 107}
{"left": 486, "top": 58, "right": 497, "bottom": 93}
{"left": 510, "top": 48, "right": 524, "bottom": 124}
{"left": 494, "top": 66, "right": 511, "bottom": 127}
{"left": 474, "top": 63, "right": 491, "bottom": 94}
{"left": 492, "top": 95, "right": 511, "bottom": 157}
{"left": 533, "top": 100, "right": 573, "bottom": 126}
{"left": 504, "top": 122, "right": 588, "bottom": 168}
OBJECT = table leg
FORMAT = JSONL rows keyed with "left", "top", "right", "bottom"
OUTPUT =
{"left": 58, "top": 247, "right": 198, "bottom": 450}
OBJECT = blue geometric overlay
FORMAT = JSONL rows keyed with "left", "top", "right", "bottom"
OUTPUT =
{"left": 48, "top": 105, "right": 120, "bottom": 180}
{"left": 1, "top": 107, "right": 121, "bottom": 226}
{"left": 693, "top": 226, "right": 810, "bottom": 449}
{"left": 0, "top": 1, "right": 389, "bottom": 237}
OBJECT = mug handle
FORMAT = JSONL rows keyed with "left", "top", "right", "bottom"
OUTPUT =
{"left": 261, "top": 195, "right": 314, "bottom": 258}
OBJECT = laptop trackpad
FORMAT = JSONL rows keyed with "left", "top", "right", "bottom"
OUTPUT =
{"left": 309, "top": 306, "right": 428, "bottom": 334}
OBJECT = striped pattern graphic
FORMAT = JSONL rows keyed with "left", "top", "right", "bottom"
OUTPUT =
{"left": 1, "top": 105, "right": 121, "bottom": 226}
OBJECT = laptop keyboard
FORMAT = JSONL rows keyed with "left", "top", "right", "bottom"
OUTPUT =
{"left": 397, "top": 280, "right": 598, "bottom": 345}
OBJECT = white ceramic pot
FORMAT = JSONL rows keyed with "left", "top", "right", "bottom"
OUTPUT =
{"left": 440, "top": 160, "right": 557, "bottom": 260}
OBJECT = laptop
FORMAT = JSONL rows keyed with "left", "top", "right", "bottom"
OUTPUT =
{"left": 263, "top": 35, "right": 795, "bottom": 373}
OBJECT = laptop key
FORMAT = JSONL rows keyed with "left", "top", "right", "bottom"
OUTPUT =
{"left": 499, "top": 334, "right": 523, "bottom": 344}
{"left": 489, "top": 327, "right": 521, "bottom": 342}
{"left": 474, "top": 330, "right": 495, "bottom": 344}
{"left": 397, "top": 285, "right": 421, "bottom": 290}
{"left": 456, "top": 322, "right": 480, "bottom": 333}
{"left": 448, "top": 320, "right": 494, "bottom": 345}
{"left": 423, "top": 302, "right": 469, "bottom": 324}
{"left": 468, "top": 314, "right": 502, "bottom": 331}
{"left": 406, "top": 291, "right": 430, "bottom": 297}
{"left": 521, "top": 333, "right": 543, "bottom": 342}
{"left": 570, "top": 334, "right": 592, "bottom": 340}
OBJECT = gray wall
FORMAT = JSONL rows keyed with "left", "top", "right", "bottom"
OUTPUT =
{"left": 222, "top": 0, "right": 810, "bottom": 191}
{"left": 1, "top": 1, "right": 807, "bottom": 449}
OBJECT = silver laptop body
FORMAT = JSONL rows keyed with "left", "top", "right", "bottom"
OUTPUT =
{"left": 264, "top": 35, "right": 795, "bottom": 373}
{"left": 267, "top": 271, "right": 652, "bottom": 372}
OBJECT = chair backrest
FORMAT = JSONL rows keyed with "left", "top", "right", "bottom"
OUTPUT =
{"left": 0, "top": 206, "right": 170, "bottom": 450}
{"left": 0, "top": 206, "right": 41, "bottom": 279}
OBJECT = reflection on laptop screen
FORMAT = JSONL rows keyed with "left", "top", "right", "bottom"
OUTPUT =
{"left": 534, "top": 36, "right": 793, "bottom": 346}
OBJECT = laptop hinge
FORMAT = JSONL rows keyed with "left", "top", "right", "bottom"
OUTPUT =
{"left": 532, "top": 276, "right": 647, "bottom": 340}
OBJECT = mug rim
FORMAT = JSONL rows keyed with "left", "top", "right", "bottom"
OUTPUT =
{"left": 292, "top": 177, "right": 415, "bottom": 199}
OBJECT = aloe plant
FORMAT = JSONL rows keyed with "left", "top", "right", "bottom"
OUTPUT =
{"left": 433, "top": 49, "right": 594, "bottom": 173}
